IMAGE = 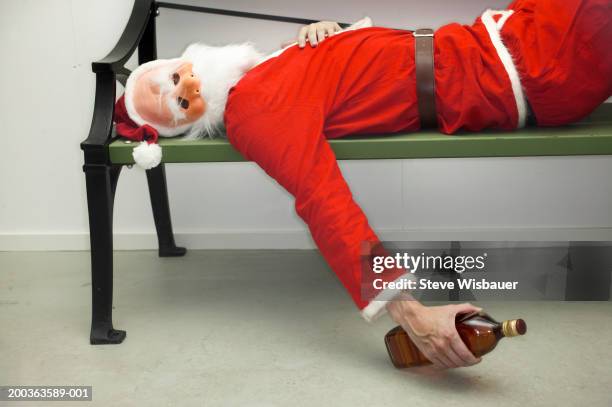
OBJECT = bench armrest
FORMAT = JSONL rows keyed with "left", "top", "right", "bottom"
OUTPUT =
{"left": 92, "top": 0, "right": 154, "bottom": 73}
{"left": 81, "top": 0, "right": 155, "bottom": 162}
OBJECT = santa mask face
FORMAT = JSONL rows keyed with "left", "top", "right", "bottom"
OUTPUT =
{"left": 124, "top": 42, "right": 265, "bottom": 139}
{"left": 129, "top": 59, "right": 206, "bottom": 131}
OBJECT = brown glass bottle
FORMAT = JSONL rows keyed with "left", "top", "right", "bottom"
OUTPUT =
{"left": 384, "top": 311, "right": 527, "bottom": 368}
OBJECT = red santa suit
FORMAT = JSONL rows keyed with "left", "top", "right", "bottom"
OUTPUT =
{"left": 222, "top": 0, "right": 611, "bottom": 320}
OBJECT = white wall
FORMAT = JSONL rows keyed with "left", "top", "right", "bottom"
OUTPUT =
{"left": 1, "top": 0, "right": 611, "bottom": 251}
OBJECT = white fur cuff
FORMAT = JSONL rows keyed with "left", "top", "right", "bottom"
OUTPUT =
{"left": 360, "top": 272, "right": 417, "bottom": 323}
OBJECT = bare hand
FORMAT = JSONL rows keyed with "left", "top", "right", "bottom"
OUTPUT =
{"left": 386, "top": 301, "right": 483, "bottom": 369}
{"left": 297, "top": 21, "right": 342, "bottom": 48}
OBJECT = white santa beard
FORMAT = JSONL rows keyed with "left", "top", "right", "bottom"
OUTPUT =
{"left": 180, "top": 42, "right": 266, "bottom": 139}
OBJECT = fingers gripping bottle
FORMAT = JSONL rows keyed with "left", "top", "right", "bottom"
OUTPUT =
{"left": 385, "top": 311, "right": 527, "bottom": 368}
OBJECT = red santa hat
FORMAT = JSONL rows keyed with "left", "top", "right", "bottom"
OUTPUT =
{"left": 113, "top": 94, "right": 163, "bottom": 170}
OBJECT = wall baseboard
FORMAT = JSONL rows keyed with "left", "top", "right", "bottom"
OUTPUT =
{"left": 1, "top": 227, "right": 612, "bottom": 251}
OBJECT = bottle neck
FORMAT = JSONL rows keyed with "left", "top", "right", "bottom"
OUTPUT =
{"left": 500, "top": 319, "right": 527, "bottom": 337}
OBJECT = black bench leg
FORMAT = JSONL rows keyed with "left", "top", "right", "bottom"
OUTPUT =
{"left": 146, "top": 164, "right": 187, "bottom": 257}
{"left": 84, "top": 163, "right": 126, "bottom": 345}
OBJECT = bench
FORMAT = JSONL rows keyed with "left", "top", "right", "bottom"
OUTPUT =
{"left": 81, "top": 0, "right": 612, "bottom": 344}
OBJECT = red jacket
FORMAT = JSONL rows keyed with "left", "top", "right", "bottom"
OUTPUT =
{"left": 225, "top": 24, "right": 516, "bottom": 137}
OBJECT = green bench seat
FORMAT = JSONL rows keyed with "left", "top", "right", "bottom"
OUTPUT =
{"left": 109, "top": 104, "right": 612, "bottom": 164}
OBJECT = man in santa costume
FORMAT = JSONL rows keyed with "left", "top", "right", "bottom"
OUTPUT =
{"left": 114, "top": 0, "right": 611, "bottom": 369}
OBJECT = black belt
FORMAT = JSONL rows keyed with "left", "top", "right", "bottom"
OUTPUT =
{"left": 414, "top": 28, "right": 437, "bottom": 129}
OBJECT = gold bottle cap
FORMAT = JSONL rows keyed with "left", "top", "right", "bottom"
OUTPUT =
{"left": 502, "top": 319, "right": 527, "bottom": 337}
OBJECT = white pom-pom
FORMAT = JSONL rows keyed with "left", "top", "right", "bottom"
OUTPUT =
{"left": 132, "top": 141, "right": 162, "bottom": 170}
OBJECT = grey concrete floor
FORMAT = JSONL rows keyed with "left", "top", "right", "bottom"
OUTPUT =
{"left": 1, "top": 250, "right": 611, "bottom": 407}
